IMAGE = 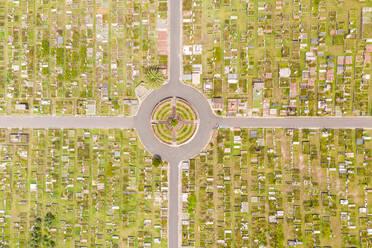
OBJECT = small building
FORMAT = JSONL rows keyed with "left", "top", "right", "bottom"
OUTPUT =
{"left": 100, "top": 83, "right": 108, "bottom": 100}
{"left": 279, "top": 68, "right": 291, "bottom": 78}
{"left": 157, "top": 30, "right": 168, "bottom": 56}
{"left": 86, "top": 101, "right": 96, "bottom": 115}
{"left": 211, "top": 97, "right": 223, "bottom": 110}
{"left": 253, "top": 80, "right": 264, "bottom": 89}
{"left": 15, "top": 103, "right": 28, "bottom": 111}
{"left": 227, "top": 99, "right": 238, "bottom": 115}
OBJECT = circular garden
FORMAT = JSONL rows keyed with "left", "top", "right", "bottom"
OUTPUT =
{"left": 151, "top": 97, "right": 199, "bottom": 146}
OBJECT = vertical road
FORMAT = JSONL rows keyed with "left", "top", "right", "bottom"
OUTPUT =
{"left": 169, "top": 0, "right": 182, "bottom": 85}
{"left": 168, "top": 159, "right": 181, "bottom": 248}
{"left": 168, "top": 0, "right": 182, "bottom": 246}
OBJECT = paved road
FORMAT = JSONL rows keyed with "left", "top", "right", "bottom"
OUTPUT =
{"left": 164, "top": 0, "right": 192, "bottom": 244}
{"left": 134, "top": 83, "right": 217, "bottom": 248}
{"left": 169, "top": 0, "right": 182, "bottom": 84}
{"left": 219, "top": 116, "right": 372, "bottom": 129}
{"left": 135, "top": 83, "right": 217, "bottom": 162}
{"left": 0, "top": 116, "right": 135, "bottom": 128}
{"left": 0, "top": 0, "right": 371, "bottom": 246}
{"left": 168, "top": 160, "right": 181, "bottom": 248}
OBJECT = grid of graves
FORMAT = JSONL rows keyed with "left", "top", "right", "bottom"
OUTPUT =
{"left": 0, "top": 128, "right": 168, "bottom": 247}
{"left": 181, "top": 128, "right": 372, "bottom": 247}
{"left": 0, "top": 0, "right": 167, "bottom": 116}
{"left": 182, "top": 0, "right": 372, "bottom": 117}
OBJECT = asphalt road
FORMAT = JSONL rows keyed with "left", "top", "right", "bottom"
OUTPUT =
{"left": 169, "top": 0, "right": 181, "bottom": 84}
{"left": 218, "top": 116, "right": 372, "bottom": 129}
{"left": 134, "top": 83, "right": 217, "bottom": 248}
{"left": 0, "top": 116, "right": 135, "bottom": 128}
{"left": 0, "top": 0, "right": 371, "bottom": 246}
{"left": 168, "top": 160, "right": 181, "bottom": 248}
{"left": 1, "top": 115, "right": 371, "bottom": 130}
{"left": 1, "top": 107, "right": 372, "bottom": 248}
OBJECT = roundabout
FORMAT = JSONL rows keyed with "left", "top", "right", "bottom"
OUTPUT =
{"left": 134, "top": 81, "right": 219, "bottom": 163}
{"left": 151, "top": 97, "right": 199, "bottom": 146}
{"left": 0, "top": 0, "right": 370, "bottom": 247}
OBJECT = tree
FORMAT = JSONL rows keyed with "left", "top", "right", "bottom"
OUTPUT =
{"left": 30, "top": 214, "right": 56, "bottom": 248}
{"left": 30, "top": 220, "right": 42, "bottom": 248}
{"left": 152, "top": 155, "right": 162, "bottom": 167}
{"left": 44, "top": 212, "right": 55, "bottom": 228}
{"left": 145, "top": 66, "right": 164, "bottom": 89}
{"left": 169, "top": 118, "right": 179, "bottom": 127}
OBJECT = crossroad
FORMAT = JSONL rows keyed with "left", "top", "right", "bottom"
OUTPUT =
{"left": 0, "top": 0, "right": 371, "bottom": 247}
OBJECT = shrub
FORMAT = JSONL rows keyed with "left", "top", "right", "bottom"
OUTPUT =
{"left": 145, "top": 66, "right": 164, "bottom": 89}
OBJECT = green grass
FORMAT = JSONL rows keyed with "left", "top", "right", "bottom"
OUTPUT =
{"left": 176, "top": 124, "right": 196, "bottom": 144}
{"left": 170, "top": 118, "right": 179, "bottom": 127}
{"left": 1, "top": 0, "right": 167, "bottom": 116}
{"left": 153, "top": 98, "right": 198, "bottom": 145}
{"left": 176, "top": 103, "right": 196, "bottom": 120}
{"left": 154, "top": 102, "right": 172, "bottom": 120}
{"left": 183, "top": 0, "right": 372, "bottom": 117}
{"left": 182, "top": 128, "right": 372, "bottom": 246}
{"left": 0, "top": 128, "right": 168, "bottom": 247}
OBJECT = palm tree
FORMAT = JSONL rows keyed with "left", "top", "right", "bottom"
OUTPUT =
{"left": 145, "top": 65, "right": 164, "bottom": 89}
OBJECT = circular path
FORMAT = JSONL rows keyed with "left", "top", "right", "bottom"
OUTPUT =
{"left": 135, "top": 82, "right": 219, "bottom": 163}
{"left": 151, "top": 97, "right": 199, "bottom": 146}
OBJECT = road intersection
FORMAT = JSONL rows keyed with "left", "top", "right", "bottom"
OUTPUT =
{"left": 0, "top": 0, "right": 371, "bottom": 247}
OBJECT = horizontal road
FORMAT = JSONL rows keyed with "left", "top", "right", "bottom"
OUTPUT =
{"left": 1, "top": 115, "right": 371, "bottom": 129}
{"left": 0, "top": 116, "right": 135, "bottom": 129}
{"left": 0, "top": 113, "right": 372, "bottom": 248}
{"left": 1, "top": 0, "right": 372, "bottom": 243}
{"left": 218, "top": 116, "right": 372, "bottom": 129}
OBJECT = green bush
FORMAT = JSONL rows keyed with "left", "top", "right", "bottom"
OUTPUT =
{"left": 152, "top": 155, "right": 162, "bottom": 167}
{"left": 145, "top": 66, "right": 164, "bottom": 89}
